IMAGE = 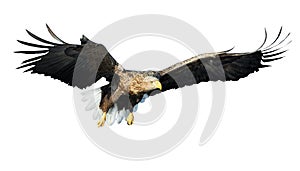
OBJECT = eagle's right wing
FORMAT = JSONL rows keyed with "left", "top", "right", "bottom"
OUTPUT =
{"left": 158, "top": 28, "right": 290, "bottom": 92}
{"left": 16, "top": 25, "right": 119, "bottom": 89}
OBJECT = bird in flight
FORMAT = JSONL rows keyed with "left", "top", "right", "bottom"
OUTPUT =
{"left": 16, "top": 25, "right": 290, "bottom": 127}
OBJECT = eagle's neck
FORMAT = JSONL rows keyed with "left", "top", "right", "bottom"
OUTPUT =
{"left": 128, "top": 74, "right": 147, "bottom": 95}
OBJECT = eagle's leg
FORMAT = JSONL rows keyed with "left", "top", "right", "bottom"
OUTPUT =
{"left": 98, "top": 95, "right": 113, "bottom": 127}
{"left": 97, "top": 112, "right": 107, "bottom": 127}
{"left": 126, "top": 113, "right": 134, "bottom": 125}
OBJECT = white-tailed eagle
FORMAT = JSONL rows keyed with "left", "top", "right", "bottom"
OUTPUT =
{"left": 16, "top": 25, "right": 290, "bottom": 126}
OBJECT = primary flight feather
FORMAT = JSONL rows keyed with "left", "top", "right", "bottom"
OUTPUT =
{"left": 16, "top": 25, "right": 290, "bottom": 126}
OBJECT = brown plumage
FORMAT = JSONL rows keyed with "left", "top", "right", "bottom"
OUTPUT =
{"left": 16, "top": 25, "right": 290, "bottom": 126}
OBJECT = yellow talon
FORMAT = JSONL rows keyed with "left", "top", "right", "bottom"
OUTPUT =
{"left": 97, "top": 112, "right": 106, "bottom": 127}
{"left": 126, "top": 113, "right": 134, "bottom": 125}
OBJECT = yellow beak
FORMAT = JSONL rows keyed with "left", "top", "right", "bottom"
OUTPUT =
{"left": 154, "top": 81, "right": 162, "bottom": 91}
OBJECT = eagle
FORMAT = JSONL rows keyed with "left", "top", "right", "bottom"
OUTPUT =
{"left": 16, "top": 25, "right": 290, "bottom": 127}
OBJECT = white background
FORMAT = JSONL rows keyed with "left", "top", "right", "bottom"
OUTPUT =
{"left": 1, "top": 0, "right": 300, "bottom": 170}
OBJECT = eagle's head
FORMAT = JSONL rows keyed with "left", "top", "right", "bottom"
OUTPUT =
{"left": 143, "top": 76, "right": 162, "bottom": 91}
{"left": 129, "top": 75, "right": 162, "bottom": 94}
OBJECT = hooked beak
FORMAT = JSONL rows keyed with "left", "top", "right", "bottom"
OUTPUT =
{"left": 154, "top": 80, "right": 162, "bottom": 91}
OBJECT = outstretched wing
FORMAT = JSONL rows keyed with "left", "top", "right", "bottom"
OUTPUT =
{"left": 158, "top": 27, "right": 291, "bottom": 92}
{"left": 16, "top": 25, "right": 119, "bottom": 88}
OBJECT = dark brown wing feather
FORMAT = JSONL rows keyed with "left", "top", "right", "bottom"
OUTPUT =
{"left": 16, "top": 25, "right": 119, "bottom": 88}
{"left": 158, "top": 28, "right": 290, "bottom": 92}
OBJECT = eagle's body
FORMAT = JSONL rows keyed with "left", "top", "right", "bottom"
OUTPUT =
{"left": 97, "top": 67, "right": 161, "bottom": 125}
{"left": 16, "top": 25, "right": 290, "bottom": 126}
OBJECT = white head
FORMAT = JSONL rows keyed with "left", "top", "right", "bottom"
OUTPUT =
{"left": 129, "top": 75, "right": 162, "bottom": 94}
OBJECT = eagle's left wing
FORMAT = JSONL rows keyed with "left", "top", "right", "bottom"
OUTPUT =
{"left": 158, "top": 28, "right": 291, "bottom": 92}
{"left": 16, "top": 25, "right": 119, "bottom": 89}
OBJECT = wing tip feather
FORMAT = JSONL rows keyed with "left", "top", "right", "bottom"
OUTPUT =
{"left": 45, "top": 24, "right": 68, "bottom": 44}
